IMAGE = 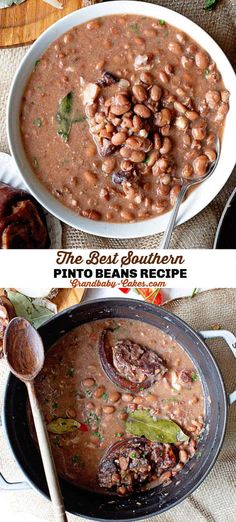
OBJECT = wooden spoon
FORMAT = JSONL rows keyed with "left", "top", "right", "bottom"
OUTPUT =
{"left": 3, "top": 317, "right": 68, "bottom": 522}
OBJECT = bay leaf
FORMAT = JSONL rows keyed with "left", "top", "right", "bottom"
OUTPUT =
{"left": 7, "top": 290, "right": 55, "bottom": 328}
{"left": 47, "top": 418, "right": 81, "bottom": 434}
{"left": 126, "top": 409, "right": 189, "bottom": 443}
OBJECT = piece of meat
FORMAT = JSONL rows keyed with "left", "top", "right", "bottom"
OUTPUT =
{"left": 113, "top": 339, "right": 167, "bottom": 384}
{"left": 0, "top": 183, "right": 50, "bottom": 249}
{"left": 99, "top": 329, "right": 167, "bottom": 392}
{"left": 97, "top": 71, "right": 118, "bottom": 87}
{"left": 98, "top": 437, "right": 177, "bottom": 494}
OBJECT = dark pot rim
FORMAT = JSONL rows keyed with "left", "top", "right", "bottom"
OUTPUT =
{"left": 2, "top": 298, "right": 228, "bottom": 521}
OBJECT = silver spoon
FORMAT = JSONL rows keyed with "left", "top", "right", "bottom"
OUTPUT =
{"left": 4, "top": 317, "right": 68, "bottom": 522}
{"left": 159, "top": 139, "right": 220, "bottom": 249}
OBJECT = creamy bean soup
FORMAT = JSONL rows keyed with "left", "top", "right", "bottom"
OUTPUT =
{"left": 32, "top": 318, "right": 205, "bottom": 495}
{"left": 20, "top": 15, "right": 230, "bottom": 223}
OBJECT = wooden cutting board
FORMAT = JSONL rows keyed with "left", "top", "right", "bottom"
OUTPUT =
{"left": 0, "top": 0, "right": 84, "bottom": 48}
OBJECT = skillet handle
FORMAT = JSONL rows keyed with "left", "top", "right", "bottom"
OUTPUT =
{"left": 199, "top": 329, "right": 236, "bottom": 405}
{"left": 0, "top": 472, "right": 29, "bottom": 490}
{"left": 0, "top": 416, "right": 30, "bottom": 490}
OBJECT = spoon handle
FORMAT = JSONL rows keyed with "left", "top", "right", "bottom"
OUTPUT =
{"left": 159, "top": 184, "right": 188, "bottom": 249}
{"left": 27, "top": 382, "right": 68, "bottom": 522}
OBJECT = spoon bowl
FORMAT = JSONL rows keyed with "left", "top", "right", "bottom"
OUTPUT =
{"left": 3, "top": 317, "right": 67, "bottom": 522}
{"left": 4, "top": 317, "right": 44, "bottom": 381}
{"left": 159, "top": 139, "right": 220, "bottom": 249}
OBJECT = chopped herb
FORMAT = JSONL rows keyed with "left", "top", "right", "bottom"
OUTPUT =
{"left": 162, "top": 398, "right": 180, "bottom": 404}
{"left": 101, "top": 392, "right": 109, "bottom": 401}
{"left": 52, "top": 402, "right": 58, "bottom": 409}
{"left": 144, "top": 154, "right": 150, "bottom": 164}
{"left": 33, "top": 158, "right": 39, "bottom": 169}
{"left": 34, "top": 59, "right": 40, "bottom": 71}
{"left": 130, "top": 452, "right": 137, "bottom": 459}
{"left": 113, "top": 325, "right": 121, "bottom": 331}
{"left": 85, "top": 389, "right": 93, "bottom": 398}
{"left": 87, "top": 412, "right": 101, "bottom": 426}
{"left": 94, "top": 431, "right": 104, "bottom": 441}
{"left": 67, "top": 367, "right": 74, "bottom": 377}
{"left": 130, "top": 23, "right": 140, "bottom": 34}
{"left": 115, "top": 432, "right": 123, "bottom": 437}
{"left": 72, "top": 455, "right": 80, "bottom": 465}
{"left": 191, "top": 372, "right": 198, "bottom": 382}
{"left": 159, "top": 19, "right": 166, "bottom": 25}
{"left": 204, "top": 69, "right": 210, "bottom": 78}
{"left": 191, "top": 288, "right": 198, "bottom": 298}
{"left": 33, "top": 118, "right": 42, "bottom": 127}
{"left": 140, "top": 387, "right": 144, "bottom": 391}
{"left": 60, "top": 91, "right": 73, "bottom": 115}
{"left": 53, "top": 436, "right": 60, "bottom": 447}
{"left": 204, "top": 0, "right": 218, "bottom": 10}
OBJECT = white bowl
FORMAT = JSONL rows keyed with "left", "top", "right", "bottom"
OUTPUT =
{"left": 7, "top": 1, "right": 236, "bottom": 239}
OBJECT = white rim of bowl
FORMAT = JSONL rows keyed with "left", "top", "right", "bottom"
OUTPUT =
{"left": 7, "top": 1, "right": 236, "bottom": 239}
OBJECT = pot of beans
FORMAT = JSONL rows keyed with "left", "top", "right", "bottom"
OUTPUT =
{"left": 1, "top": 298, "right": 236, "bottom": 520}
{"left": 7, "top": 1, "right": 236, "bottom": 238}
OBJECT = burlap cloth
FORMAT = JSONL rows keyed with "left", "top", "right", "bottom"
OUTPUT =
{"left": 0, "top": 1, "right": 235, "bottom": 248}
{"left": 0, "top": 288, "right": 236, "bottom": 521}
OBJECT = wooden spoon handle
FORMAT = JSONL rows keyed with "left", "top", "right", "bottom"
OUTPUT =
{"left": 27, "top": 382, "right": 68, "bottom": 522}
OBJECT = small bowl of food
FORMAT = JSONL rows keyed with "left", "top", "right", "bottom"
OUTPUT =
{"left": 2, "top": 298, "right": 236, "bottom": 519}
{"left": 7, "top": 1, "right": 236, "bottom": 238}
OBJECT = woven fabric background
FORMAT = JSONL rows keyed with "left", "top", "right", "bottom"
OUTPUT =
{"left": 1, "top": 288, "right": 236, "bottom": 522}
{"left": 0, "top": 0, "right": 235, "bottom": 248}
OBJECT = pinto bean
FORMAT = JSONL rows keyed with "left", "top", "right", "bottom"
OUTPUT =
{"left": 174, "top": 101, "right": 187, "bottom": 114}
{"left": 193, "top": 155, "right": 209, "bottom": 176}
{"left": 161, "top": 174, "right": 171, "bottom": 185}
{"left": 159, "top": 70, "right": 169, "bottom": 84}
{"left": 83, "top": 171, "right": 97, "bottom": 185}
{"left": 102, "top": 157, "right": 116, "bottom": 174}
{"left": 185, "top": 110, "right": 199, "bottom": 121}
{"left": 132, "top": 84, "right": 148, "bottom": 102}
{"left": 133, "top": 396, "right": 143, "bottom": 405}
{"left": 85, "top": 143, "right": 97, "bottom": 157}
{"left": 111, "top": 131, "right": 127, "bottom": 146}
{"left": 182, "top": 164, "right": 193, "bottom": 178}
{"left": 215, "top": 103, "right": 229, "bottom": 121}
{"left": 86, "top": 20, "right": 101, "bottom": 30}
{"left": 155, "top": 108, "right": 172, "bottom": 127}
{"left": 204, "top": 148, "right": 216, "bottom": 162}
{"left": 181, "top": 56, "right": 194, "bottom": 70}
{"left": 94, "top": 386, "right": 106, "bottom": 398}
{"left": 130, "top": 150, "right": 146, "bottom": 162}
{"left": 133, "top": 104, "right": 151, "bottom": 118}
{"left": 120, "top": 159, "right": 133, "bottom": 171}
{"left": 140, "top": 71, "right": 153, "bottom": 84}
{"left": 103, "top": 405, "right": 115, "bottom": 414}
{"left": 160, "top": 137, "right": 172, "bottom": 154}
{"left": 121, "top": 393, "right": 133, "bottom": 402}
{"left": 175, "top": 116, "right": 188, "bottom": 130}
{"left": 192, "top": 126, "right": 206, "bottom": 140}
{"left": 160, "top": 125, "right": 171, "bottom": 136}
{"left": 120, "top": 209, "right": 134, "bottom": 220}
{"left": 109, "top": 391, "right": 121, "bottom": 403}
{"left": 168, "top": 41, "right": 182, "bottom": 55}
{"left": 83, "top": 378, "right": 95, "bottom": 388}
{"left": 120, "top": 146, "right": 132, "bottom": 159}
{"left": 125, "top": 136, "right": 144, "bottom": 150}
{"left": 195, "top": 50, "right": 209, "bottom": 70}
{"left": 150, "top": 85, "right": 162, "bottom": 101}
{"left": 145, "top": 150, "right": 159, "bottom": 167}
{"left": 205, "top": 90, "right": 221, "bottom": 109}
{"left": 221, "top": 89, "right": 230, "bottom": 103}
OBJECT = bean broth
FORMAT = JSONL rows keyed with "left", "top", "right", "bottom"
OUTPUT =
{"left": 32, "top": 318, "right": 205, "bottom": 493}
{"left": 20, "top": 15, "right": 229, "bottom": 223}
